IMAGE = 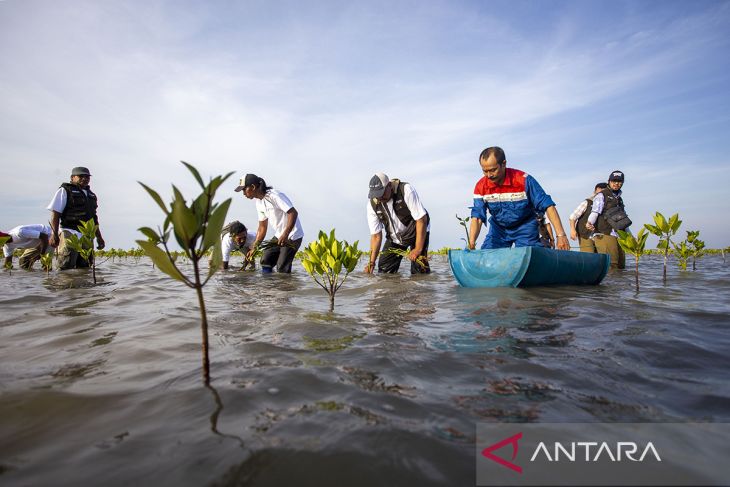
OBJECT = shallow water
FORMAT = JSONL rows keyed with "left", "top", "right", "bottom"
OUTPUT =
{"left": 1, "top": 255, "right": 729, "bottom": 486}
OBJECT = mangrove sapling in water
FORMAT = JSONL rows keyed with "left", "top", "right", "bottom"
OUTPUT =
{"left": 382, "top": 246, "right": 429, "bottom": 270}
{"left": 456, "top": 214, "right": 470, "bottom": 248}
{"left": 686, "top": 231, "right": 705, "bottom": 271}
{"left": 40, "top": 252, "right": 53, "bottom": 275}
{"left": 1, "top": 236, "right": 11, "bottom": 275}
{"left": 673, "top": 239, "right": 692, "bottom": 271}
{"left": 136, "top": 161, "right": 233, "bottom": 385}
{"left": 617, "top": 228, "right": 648, "bottom": 292}
{"left": 300, "top": 229, "right": 361, "bottom": 312}
{"left": 644, "top": 212, "right": 682, "bottom": 284}
{"left": 66, "top": 218, "right": 100, "bottom": 283}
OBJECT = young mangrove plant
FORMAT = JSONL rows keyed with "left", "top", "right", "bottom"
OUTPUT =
{"left": 300, "top": 229, "right": 361, "bottom": 312}
{"left": 383, "top": 246, "right": 429, "bottom": 270}
{"left": 136, "top": 161, "right": 233, "bottom": 385}
{"left": 1, "top": 236, "right": 11, "bottom": 275}
{"left": 643, "top": 212, "right": 682, "bottom": 284}
{"left": 41, "top": 252, "right": 53, "bottom": 275}
{"left": 686, "top": 230, "right": 705, "bottom": 271}
{"left": 617, "top": 228, "right": 649, "bottom": 291}
{"left": 456, "top": 214, "right": 470, "bottom": 248}
{"left": 673, "top": 240, "right": 691, "bottom": 271}
{"left": 66, "top": 218, "right": 100, "bottom": 284}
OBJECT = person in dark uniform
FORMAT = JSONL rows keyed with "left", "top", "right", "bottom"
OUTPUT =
{"left": 47, "top": 166, "right": 105, "bottom": 270}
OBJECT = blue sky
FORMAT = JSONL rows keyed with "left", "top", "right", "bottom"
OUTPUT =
{"left": 1, "top": 0, "right": 729, "bottom": 250}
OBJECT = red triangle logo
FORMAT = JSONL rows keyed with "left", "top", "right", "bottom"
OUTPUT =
{"left": 481, "top": 432, "right": 523, "bottom": 474}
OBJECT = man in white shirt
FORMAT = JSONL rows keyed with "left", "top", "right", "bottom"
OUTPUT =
{"left": 47, "top": 166, "right": 105, "bottom": 270}
{"left": 219, "top": 221, "right": 257, "bottom": 270}
{"left": 236, "top": 173, "right": 304, "bottom": 273}
{"left": 2, "top": 224, "right": 53, "bottom": 269}
{"left": 365, "top": 172, "right": 430, "bottom": 274}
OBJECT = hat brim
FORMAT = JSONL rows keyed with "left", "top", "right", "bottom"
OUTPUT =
{"left": 368, "top": 188, "right": 386, "bottom": 199}
{"left": 234, "top": 185, "right": 245, "bottom": 192}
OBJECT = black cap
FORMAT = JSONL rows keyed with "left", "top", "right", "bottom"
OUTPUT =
{"left": 71, "top": 166, "right": 91, "bottom": 176}
{"left": 608, "top": 170, "right": 624, "bottom": 182}
{"left": 234, "top": 173, "right": 260, "bottom": 192}
{"left": 368, "top": 172, "right": 390, "bottom": 199}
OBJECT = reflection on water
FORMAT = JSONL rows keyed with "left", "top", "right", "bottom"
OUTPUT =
{"left": 1, "top": 256, "right": 729, "bottom": 485}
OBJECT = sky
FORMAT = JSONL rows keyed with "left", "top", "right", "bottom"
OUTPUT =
{"left": 1, "top": 0, "right": 730, "bottom": 250}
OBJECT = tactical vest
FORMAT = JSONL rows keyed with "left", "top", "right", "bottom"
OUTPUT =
{"left": 595, "top": 188, "right": 631, "bottom": 234}
{"left": 370, "top": 180, "right": 425, "bottom": 242}
{"left": 60, "top": 183, "right": 98, "bottom": 230}
{"left": 576, "top": 198, "right": 594, "bottom": 239}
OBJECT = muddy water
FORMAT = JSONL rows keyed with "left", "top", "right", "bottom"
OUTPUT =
{"left": 1, "top": 255, "right": 729, "bottom": 486}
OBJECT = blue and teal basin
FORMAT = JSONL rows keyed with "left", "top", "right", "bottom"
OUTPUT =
{"left": 448, "top": 247, "right": 610, "bottom": 288}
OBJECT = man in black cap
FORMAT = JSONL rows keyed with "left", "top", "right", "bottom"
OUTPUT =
{"left": 47, "top": 166, "right": 105, "bottom": 270}
{"left": 585, "top": 170, "right": 631, "bottom": 269}
{"left": 365, "top": 172, "right": 430, "bottom": 274}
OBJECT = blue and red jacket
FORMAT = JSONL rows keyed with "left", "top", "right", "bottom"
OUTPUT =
{"left": 471, "top": 168, "right": 555, "bottom": 230}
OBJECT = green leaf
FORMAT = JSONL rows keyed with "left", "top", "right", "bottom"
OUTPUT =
{"left": 138, "top": 227, "right": 160, "bottom": 242}
{"left": 208, "top": 241, "right": 223, "bottom": 279}
{"left": 139, "top": 182, "right": 170, "bottom": 215}
{"left": 181, "top": 160, "right": 205, "bottom": 189}
{"left": 202, "top": 198, "right": 232, "bottom": 252}
{"left": 136, "top": 240, "right": 186, "bottom": 282}
{"left": 171, "top": 189, "right": 199, "bottom": 248}
{"left": 302, "top": 259, "right": 314, "bottom": 275}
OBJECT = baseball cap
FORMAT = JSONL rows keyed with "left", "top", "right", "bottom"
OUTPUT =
{"left": 608, "top": 170, "right": 624, "bottom": 182}
{"left": 234, "top": 173, "right": 260, "bottom": 192}
{"left": 71, "top": 166, "right": 91, "bottom": 177}
{"left": 368, "top": 172, "right": 390, "bottom": 199}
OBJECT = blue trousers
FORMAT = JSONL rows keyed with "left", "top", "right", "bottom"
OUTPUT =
{"left": 481, "top": 220, "right": 542, "bottom": 249}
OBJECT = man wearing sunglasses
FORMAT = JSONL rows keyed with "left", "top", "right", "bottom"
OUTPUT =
{"left": 47, "top": 166, "right": 105, "bottom": 270}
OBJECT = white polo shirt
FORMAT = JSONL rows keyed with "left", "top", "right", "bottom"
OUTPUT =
{"left": 255, "top": 189, "right": 304, "bottom": 241}
{"left": 3, "top": 224, "right": 53, "bottom": 258}
{"left": 221, "top": 231, "right": 257, "bottom": 262}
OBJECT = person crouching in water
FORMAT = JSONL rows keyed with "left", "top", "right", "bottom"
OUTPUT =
{"left": 235, "top": 174, "right": 304, "bottom": 273}
{"left": 219, "top": 221, "right": 257, "bottom": 270}
{"left": 2, "top": 224, "right": 54, "bottom": 269}
{"left": 365, "top": 172, "right": 430, "bottom": 274}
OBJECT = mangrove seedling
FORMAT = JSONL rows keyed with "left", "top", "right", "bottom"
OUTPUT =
{"left": 672, "top": 239, "right": 692, "bottom": 271}
{"left": 456, "top": 214, "right": 470, "bottom": 248}
{"left": 41, "top": 252, "right": 53, "bottom": 275}
{"left": 383, "top": 246, "right": 429, "bottom": 270}
{"left": 686, "top": 230, "right": 705, "bottom": 271}
{"left": 300, "top": 229, "right": 361, "bottom": 312}
{"left": 617, "top": 228, "right": 649, "bottom": 291}
{"left": 136, "top": 161, "right": 233, "bottom": 385}
{"left": 643, "top": 212, "right": 682, "bottom": 284}
{"left": 1, "top": 236, "right": 11, "bottom": 274}
{"left": 66, "top": 218, "right": 100, "bottom": 283}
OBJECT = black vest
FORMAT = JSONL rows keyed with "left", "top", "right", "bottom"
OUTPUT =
{"left": 576, "top": 198, "right": 594, "bottom": 239}
{"left": 370, "top": 180, "right": 425, "bottom": 242}
{"left": 595, "top": 188, "right": 631, "bottom": 234}
{"left": 60, "top": 183, "right": 98, "bottom": 230}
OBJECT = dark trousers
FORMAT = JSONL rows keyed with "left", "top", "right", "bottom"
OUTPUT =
{"left": 378, "top": 233, "right": 430, "bottom": 274}
{"left": 261, "top": 238, "right": 303, "bottom": 273}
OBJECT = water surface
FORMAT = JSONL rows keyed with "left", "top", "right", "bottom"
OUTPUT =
{"left": 1, "top": 255, "right": 729, "bottom": 485}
